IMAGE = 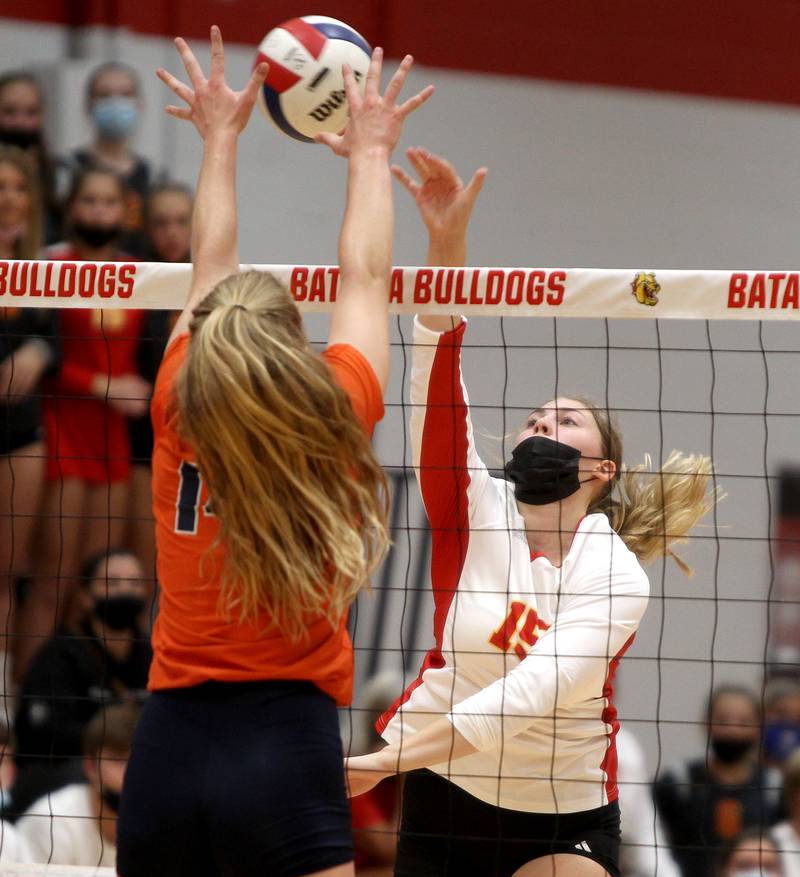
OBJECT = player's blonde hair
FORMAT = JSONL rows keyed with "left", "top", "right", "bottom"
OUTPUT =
{"left": 0, "top": 145, "right": 42, "bottom": 259}
{"left": 576, "top": 397, "right": 720, "bottom": 574}
{"left": 176, "top": 270, "right": 390, "bottom": 638}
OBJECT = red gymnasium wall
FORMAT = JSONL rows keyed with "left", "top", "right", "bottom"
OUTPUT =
{"left": 3, "top": 0, "right": 800, "bottom": 107}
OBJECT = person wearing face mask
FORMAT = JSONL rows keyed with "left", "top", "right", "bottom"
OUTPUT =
{"left": 59, "top": 61, "right": 152, "bottom": 256}
{"left": 3, "top": 549, "right": 150, "bottom": 819}
{"left": 764, "top": 679, "right": 800, "bottom": 770}
{"left": 0, "top": 70, "right": 62, "bottom": 242}
{"left": 0, "top": 702, "right": 140, "bottom": 866}
{"left": 14, "top": 167, "right": 150, "bottom": 681}
{"left": 654, "top": 686, "right": 783, "bottom": 877}
{"left": 772, "top": 749, "right": 800, "bottom": 877}
{"left": 0, "top": 145, "right": 57, "bottom": 721}
{"left": 717, "top": 828, "right": 784, "bottom": 877}
{"left": 344, "top": 148, "right": 718, "bottom": 877}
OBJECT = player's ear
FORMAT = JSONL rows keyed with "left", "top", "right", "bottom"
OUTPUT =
{"left": 593, "top": 459, "right": 616, "bottom": 483}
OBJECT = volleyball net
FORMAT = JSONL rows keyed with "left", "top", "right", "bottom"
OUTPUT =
{"left": 1, "top": 260, "right": 799, "bottom": 872}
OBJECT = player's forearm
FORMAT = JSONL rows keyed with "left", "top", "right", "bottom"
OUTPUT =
{"left": 339, "top": 145, "right": 393, "bottom": 291}
{"left": 418, "top": 236, "right": 466, "bottom": 333}
{"left": 372, "top": 715, "right": 477, "bottom": 775}
{"left": 191, "top": 129, "right": 240, "bottom": 289}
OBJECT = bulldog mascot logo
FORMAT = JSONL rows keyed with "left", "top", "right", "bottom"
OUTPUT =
{"left": 631, "top": 272, "right": 661, "bottom": 306}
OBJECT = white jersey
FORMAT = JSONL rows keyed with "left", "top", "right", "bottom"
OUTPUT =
{"left": 379, "top": 318, "right": 650, "bottom": 814}
{"left": 773, "top": 821, "right": 800, "bottom": 877}
{"left": 0, "top": 783, "right": 116, "bottom": 867}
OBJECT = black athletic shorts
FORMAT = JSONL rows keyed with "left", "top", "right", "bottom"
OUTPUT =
{"left": 395, "top": 769, "right": 621, "bottom": 877}
{"left": 117, "top": 679, "right": 354, "bottom": 877}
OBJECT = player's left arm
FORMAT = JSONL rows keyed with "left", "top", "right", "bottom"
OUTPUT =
{"left": 345, "top": 562, "right": 649, "bottom": 796}
{"left": 156, "top": 26, "right": 268, "bottom": 346}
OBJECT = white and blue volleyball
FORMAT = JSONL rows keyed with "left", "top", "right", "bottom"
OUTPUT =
{"left": 256, "top": 15, "right": 372, "bottom": 143}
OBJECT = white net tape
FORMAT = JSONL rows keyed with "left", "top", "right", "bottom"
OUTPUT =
{"left": 3, "top": 259, "right": 800, "bottom": 318}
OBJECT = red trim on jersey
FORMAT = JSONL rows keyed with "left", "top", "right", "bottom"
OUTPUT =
{"left": 259, "top": 51, "right": 301, "bottom": 93}
{"left": 377, "top": 327, "right": 470, "bottom": 733}
{"left": 281, "top": 17, "right": 326, "bottom": 59}
{"left": 599, "top": 633, "right": 636, "bottom": 803}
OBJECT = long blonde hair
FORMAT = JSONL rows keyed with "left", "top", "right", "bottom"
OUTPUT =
{"left": 577, "top": 398, "right": 720, "bottom": 574}
{"left": 0, "top": 145, "right": 42, "bottom": 259}
{"left": 176, "top": 270, "right": 390, "bottom": 638}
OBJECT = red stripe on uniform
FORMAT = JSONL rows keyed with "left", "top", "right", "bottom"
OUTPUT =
{"left": 377, "top": 327, "right": 471, "bottom": 733}
{"left": 281, "top": 17, "right": 327, "bottom": 60}
{"left": 599, "top": 633, "right": 636, "bottom": 803}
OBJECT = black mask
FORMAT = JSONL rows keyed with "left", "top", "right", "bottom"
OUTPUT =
{"left": 72, "top": 221, "right": 122, "bottom": 249}
{"left": 0, "top": 126, "right": 41, "bottom": 150}
{"left": 504, "top": 436, "right": 599, "bottom": 505}
{"left": 710, "top": 736, "right": 754, "bottom": 764}
{"left": 101, "top": 787, "right": 122, "bottom": 813}
{"left": 94, "top": 594, "right": 145, "bottom": 630}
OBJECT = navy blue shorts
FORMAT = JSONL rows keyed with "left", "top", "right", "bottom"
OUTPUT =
{"left": 395, "top": 769, "right": 621, "bottom": 877}
{"left": 117, "top": 680, "right": 353, "bottom": 877}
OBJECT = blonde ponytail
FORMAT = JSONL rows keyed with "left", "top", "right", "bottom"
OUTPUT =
{"left": 176, "top": 270, "right": 390, "bottom": 639}
{"left": 575, "top": 398, "right": 721, "bottom": 574}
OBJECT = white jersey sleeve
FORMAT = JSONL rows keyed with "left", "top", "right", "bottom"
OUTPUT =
{"left": 448, "top": 537, "right": 649, "bottom": 750}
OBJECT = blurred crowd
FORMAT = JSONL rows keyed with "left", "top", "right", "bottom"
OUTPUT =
{"left": 1, "top": 63, "right": 800, "bottom": 875}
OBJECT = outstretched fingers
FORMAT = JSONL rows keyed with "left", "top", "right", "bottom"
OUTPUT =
{"left": 342, "top": 63, "right": 362, "bottom": 112}
{"left": 165, "top": 105, "right": 193, "bottom": 121}
{"left": 364, "top": 46, "right": 384, "bottom": 99}
{"left": 243, "top": 61, "right": 269, "bottom": 106}
{"left": 398, "top": 84, "right": 435, "bottom": 119}
{"left": 209, "top": 25, "right": 225, "bottom": 82}
{"left": 465, "top": 166, "right": 489, "bottom": 202}
{"left": 156, "top": 67, "right": 194, "bottom": 106}
{"left": 175, "top": 37, "right": 206, "bottom": 90}
{"left": 407, "top": 147, "right": 434, "bottom": 181}
{"left": 382, "top": 54, "right": 413, "bottom": 106}
{"left": 391, "top": 164, "right": 421, "bottom": 197}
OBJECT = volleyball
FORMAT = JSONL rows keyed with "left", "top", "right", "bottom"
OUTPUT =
{"left": 255, "top": 15, "right": 372, "bottom": 143}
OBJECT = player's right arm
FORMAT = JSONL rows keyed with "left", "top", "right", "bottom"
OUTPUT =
{"left": 393, "top": 148, "right": 487, "bottom": 333}
{"left": 156, "top": 26, "right": 268, "bottom": 347}
{"left": 318, "top": 50, "right": 433, "bottom": 392}
{"left": 397, "top": 151, "right": 492, "bottom": 527}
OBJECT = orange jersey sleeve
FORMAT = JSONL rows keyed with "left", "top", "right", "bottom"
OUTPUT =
{"left": 147, "top": 334, "right": 384, "bottom": 705}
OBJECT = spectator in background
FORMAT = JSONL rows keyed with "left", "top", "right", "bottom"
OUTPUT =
{"left": 716, "top": 828, "right": 783, "bottom": 877}
{"left": 0, "top": 702, "right": 139, "bottom": 866}
{"left": 7, "top": 548, "right": 150, "bottom": 819}
{"left": 615, "top": 723, "right": 681, "bottom": 877}
{"left": 0, "top": 70, "right": 61, "bottom": 241}
{"left": 772, "top": 749, "right": 800, "bottom": 877}
{"left": 764, "top": 678, "right": 800, "bottom": 769}
{"left": 127, "top": 182, "right": 192, "bottom": 603}
{"left": 16, "top": 167, "right": 149, "bottom": 679}
{"left": 60, "top": 61, "right": 152, "bottom": 255}
{"left": 0, "top": 145, "right": 55, "bottom": 720}
{"left": 655, "top": 685, "right": 782, "bottom": 877}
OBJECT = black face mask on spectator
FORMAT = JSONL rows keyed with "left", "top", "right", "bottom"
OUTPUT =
{"left": 0, "top": 126, "right": 41, "bottom": 150}
{"left": 101, "top": 787, "right": 122, "bottom": 813}
{"left": 710, "top": 736, "right": 754, "bottom": 764}
{"left": 94, "top": 595, "right": 145, "bottom": 630}
{"left": 72, "top": 221, "right": 122, "bottom": 249}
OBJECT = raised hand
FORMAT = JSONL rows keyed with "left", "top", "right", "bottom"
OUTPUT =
{"left": 156, "top": 25, "right": 268, "bottom": 139}
{"left": 392, "top": 147, "right": 487, "bottom": 242}
{"left": 316, "top": 48, "right": 434, "bottom": 158}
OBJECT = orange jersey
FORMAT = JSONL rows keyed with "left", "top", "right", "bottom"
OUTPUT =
{"left": 148, "top": 333, "right": 384, "bottom": 704}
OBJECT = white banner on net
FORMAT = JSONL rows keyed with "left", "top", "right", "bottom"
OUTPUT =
{"left": 2, "top": 259, "right": 800, "bottom": 319}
